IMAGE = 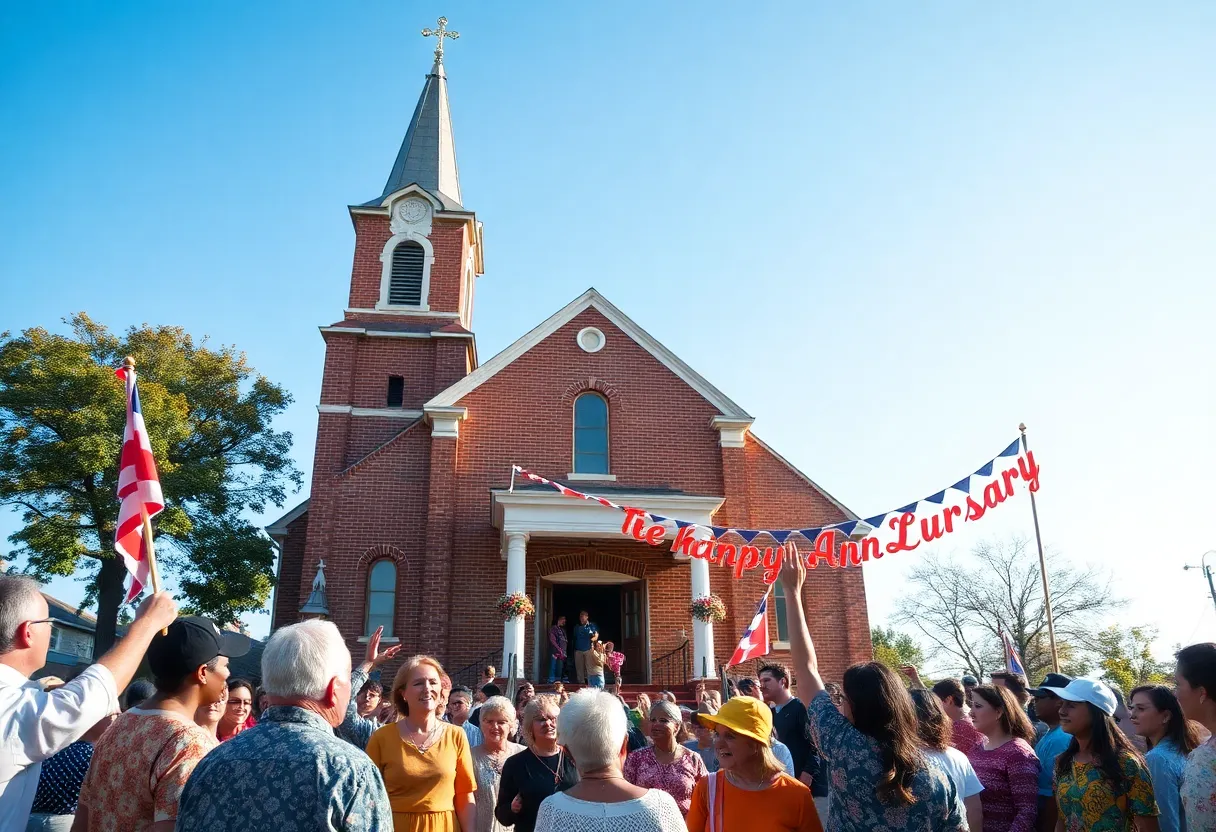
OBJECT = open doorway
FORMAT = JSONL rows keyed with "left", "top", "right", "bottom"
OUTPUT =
{"left": 538, "top": 577, "right": 647, "bottom": 683}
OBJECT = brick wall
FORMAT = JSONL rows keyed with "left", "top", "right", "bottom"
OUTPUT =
{"left": 346, "top": 213, "right": 467, "bottom": 315}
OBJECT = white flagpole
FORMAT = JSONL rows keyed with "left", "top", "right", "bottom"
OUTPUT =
{"left": 1019, "top": 423, "right": 1059, "bottom": 674}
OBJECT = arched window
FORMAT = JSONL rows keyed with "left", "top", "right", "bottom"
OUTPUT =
{"left": 387, "top": 241, "right": 425, "bottom": 306}
{"left": 364, "top": 560, "right": 397, "bottom": 637}
{"left": 773, "top": 583, "right": 789, "bottom": 643}
{"left": 573, "top": 392, "right": 609, "bottom": 474}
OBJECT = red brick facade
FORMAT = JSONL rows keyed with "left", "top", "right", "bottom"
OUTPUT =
{"left": 270, "top": 188, "right": 872, "bottom": 689}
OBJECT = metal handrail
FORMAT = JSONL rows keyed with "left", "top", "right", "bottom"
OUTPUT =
{"left": 450, "top": 647, "right": 503, "bottom": 690}
{"left": 650, "top": 639, "right": 690, "bottom": 688}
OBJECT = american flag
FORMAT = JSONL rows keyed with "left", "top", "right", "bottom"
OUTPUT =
{"left": 1001, "top": 628, "right": 1026, "bottom": 677}
{"left": 114, "top": 364, "right": 164, "bottom": 602}
{"left": 727, "top": 588, "right": 772, "bottom": 667}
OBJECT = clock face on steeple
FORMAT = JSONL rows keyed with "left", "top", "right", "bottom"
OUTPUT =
{"left": 397, "top": 199, "right": 429, "bottom": 224}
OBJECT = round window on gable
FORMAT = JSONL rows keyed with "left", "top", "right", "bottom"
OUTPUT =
{"left": 577, "top": 327, "right": 606, "bottom": 353}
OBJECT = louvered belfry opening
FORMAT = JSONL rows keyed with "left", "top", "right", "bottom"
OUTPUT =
{"left": 388, "top": 241, "right": 425, "bottom": 305}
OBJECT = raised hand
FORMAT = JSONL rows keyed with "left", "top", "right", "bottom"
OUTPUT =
{"left": 364, "top": 626, "right": 403, "bottom": 669}
{"left": 778, "top": 542, "right": 806, "bottom": 595}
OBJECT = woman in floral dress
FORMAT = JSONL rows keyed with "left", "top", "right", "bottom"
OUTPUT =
{"left": 1050, "top": 678, "right": 1158, "bottom": 832}
{"left": 622, "top": 700, "right": 707, "bottom": 815}
{"left": 471, "top": 696, "right": 526, "bottom": 832}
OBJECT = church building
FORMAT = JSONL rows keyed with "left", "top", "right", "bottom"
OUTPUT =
{"left": 267, "top": 28, "right": 873, "bottom": 686}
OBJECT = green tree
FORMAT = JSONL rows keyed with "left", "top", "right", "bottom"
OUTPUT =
{"left": 1095, "top": 625, "right": 1171, "bottom": 693}
{"left": 871, "top": 626, "right": 926, "bottom": 675}
{"left": 0, "top": 314, "right": 301, "bottom": 654}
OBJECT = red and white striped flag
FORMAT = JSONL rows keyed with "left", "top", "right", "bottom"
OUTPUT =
{"left": 114, "top": 364, "right": 163, "bottom": 602}
{"left": 727, "top": 588, "right": 772, "bottom": 667}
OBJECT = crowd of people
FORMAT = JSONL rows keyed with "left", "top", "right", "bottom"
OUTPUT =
{"left": 2, "top": 544, "right": 1216, "bottom": 831}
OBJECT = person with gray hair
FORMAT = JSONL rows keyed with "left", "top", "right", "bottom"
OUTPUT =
{"left": 0, "top": 575, "right": 177, "bottom": 831}
{"left": 622, "top": 699, "right": 708, "bottom": 816}
{"left": 176, "top": 620, "right": 393, "bottom": 832}
{"left": 535, "top": 689, "right": 684, "bottom": 832}
{"left": 471, "top": 695, "right": 525, "bottom": 832}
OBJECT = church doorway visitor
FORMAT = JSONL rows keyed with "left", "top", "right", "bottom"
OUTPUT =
{"left": 536, "top": 573, "right": 648, "bottom": 684}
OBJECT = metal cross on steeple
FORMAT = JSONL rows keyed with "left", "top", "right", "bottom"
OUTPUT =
{"left": 421, "top": 16, "right": 459, "bottom": 63}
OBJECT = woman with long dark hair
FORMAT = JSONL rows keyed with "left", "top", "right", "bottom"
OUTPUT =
{"left": 909, "top": 689, "right": 984, "bottom": 831}
{"left": 778, "top": 545, "right": 963, "bottom": 830}
{"left": 1050, "top": 678, "right": 1158, "bottom": 832}
{"left": 967, "top": 684, "right": 1040, "bottom": 832}
{"left": 1174, "top": 642, "right": 1216, "bottom": 831}
{"left": 1129, "top": 685, "right": 1199, "bottom": 832}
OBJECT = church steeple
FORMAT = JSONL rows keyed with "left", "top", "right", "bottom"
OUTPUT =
{"left": 374, "top": 17, "right": 463, "bottom": 208}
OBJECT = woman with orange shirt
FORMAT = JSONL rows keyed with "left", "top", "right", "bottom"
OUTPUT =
{"left": 367, "top": 655, "right": 477, "bottom": 832}
{"left": 686, "top": 696, "right": 823, "bottom": 832}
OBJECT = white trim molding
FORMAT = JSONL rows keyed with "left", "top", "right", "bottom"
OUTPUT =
{"left": 426, "top": 288, "right": 753, "bottom": 421}
{"left": 424, "top": 405, "right": 467, "bottom": 438}
{"left": 344, "top": 307, "right": 462, "bottom": 318}
{"left": 319, "top": 326, "right": 474, "bottom": 341}
{"left": 265, "top": 498, "right": 310, "bottom": 537}
{"left": 316, "top": 404, "right": 423, "bottom": 420}
{"left": 492, "top": 489, "right": 724, "bottom": 549}
{"left": 711, "top": 416, "right": 754, "bottom": 449}
{"left": 565, "top": 473, "right": 617, "bottom": 482}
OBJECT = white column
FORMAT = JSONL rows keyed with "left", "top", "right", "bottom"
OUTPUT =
{"left": 691, "top": 556, "right": 716, "bottom": 678}
{"left": 503, "top": 532, "right": 528, "bottom": 679}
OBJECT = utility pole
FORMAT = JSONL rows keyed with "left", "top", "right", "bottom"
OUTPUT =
{"left": 1184, "top": 551, "right": 1216, "bottom": 615}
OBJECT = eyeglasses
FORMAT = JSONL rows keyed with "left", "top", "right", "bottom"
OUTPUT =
{"left": 25, "top": 619, "right": 55, "bottom": 627}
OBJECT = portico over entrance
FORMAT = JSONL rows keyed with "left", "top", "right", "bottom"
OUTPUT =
{"left": 491, "top": 486, "right": 724, "bottom": 681}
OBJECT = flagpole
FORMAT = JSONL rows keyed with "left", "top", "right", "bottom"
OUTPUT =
{"left": 125, "top": 357, "right": 167, "bottom": 635}
{"left": 1019, "top": 422, "right": 1059, "bottom": 674}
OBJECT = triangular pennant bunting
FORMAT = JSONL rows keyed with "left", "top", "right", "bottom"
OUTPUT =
{"left": 737, "top": 529, "right": 761, "bottom": 543}
{"left": 838, "top": 520, "right": 859, "bottom": 537}
{"left": 999, "top": 438, "right": 1021, "bottom": 458}
{"left": 863, "top": 513, "right": 888, "bottom": 529}
{"left": 975, "top": 460, "right": 994, "bottom": 477}
{"left": 951, "top": 477, "right": 971, "bottom": 493}
{"left": 770, "top": 530, "right": 792, "bottom": 544}
{"left": 895, "top": 502, "right": 919, "bottom": 514}
{"left": 798, "top": 528, "right": 820, "bottom": 540}
{"left": 674, "top": 520, "right": 693, "bottom": 530}
{"left": 649, "top": 514, "right": 667, "bottom": 524}
{"left": 925, "top": 490, "right": 946, "bottom": 504}
{"left": 710, "top": 526, "right": 729, "bottom": 538}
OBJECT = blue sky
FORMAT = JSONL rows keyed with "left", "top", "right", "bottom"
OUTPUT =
{"left": 3, "top": 2, "right": 1214, "bottom": 667}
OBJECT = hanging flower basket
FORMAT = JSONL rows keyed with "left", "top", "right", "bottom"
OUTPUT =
{"left": 689, "top": 594, "right": 727, "bottom": 623}
{"left": 495, "top": 592, "right": 535, "bottom": 621}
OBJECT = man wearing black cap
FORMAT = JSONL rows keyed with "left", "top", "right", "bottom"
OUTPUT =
{"left": 76, "top": 616, "right": 250, "bottom": 832}
{"left": 1029, "top": 671, "right": 1072, "bottom": 832}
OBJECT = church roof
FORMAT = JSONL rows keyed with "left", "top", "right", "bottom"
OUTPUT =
{"left": 367, "top": 57, "right": 462, "bottom": 209}
{"left": 426, "top": 288, "right": 753, "bottom": 420}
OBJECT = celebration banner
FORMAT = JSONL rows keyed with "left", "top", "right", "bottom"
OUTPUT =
{"left": 512, "top": 436, "right": 1040, "bottom": 584}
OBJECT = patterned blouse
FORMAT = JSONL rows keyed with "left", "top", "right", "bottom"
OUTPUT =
{"left": 30, "top": 740, "right": 93, "bottom": 815}
{"left": 808, "top": 690, "right": 964, "bottom": 831}
{"left": 1182, "top": 737, "right": 1216, "bottom": 831}
{"left": 967, "top": 737, "right": 1041, "bottom": 832}
{"left": 622, "top": 745, "right": 708, "bottom": 816}
{"left": 176, "top": 706, "right": 393, "bottom": 832}
{"left": 472, "top": 741, "right": 526, "bottom": 832}
{"left": 1054, "top": 750, "right": 1157, "bottom": 832}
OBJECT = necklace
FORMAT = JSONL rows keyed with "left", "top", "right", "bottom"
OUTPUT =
{"left": 725, "top": 770, "right": 775, "bottom": 791}
{"left": 404, "top": 719, "right": 444, "bottom": 752}
{"left": 532, "top": 747, "right": 565, "bottom": 787}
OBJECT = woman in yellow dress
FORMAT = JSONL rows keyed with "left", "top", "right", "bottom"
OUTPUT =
{"left": 367, "top": 655, "right": 477, "bottom": 832}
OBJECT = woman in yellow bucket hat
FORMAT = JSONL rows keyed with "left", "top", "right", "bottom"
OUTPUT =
{"left": 685, "top": 695, "right": 823, "bottom": 831}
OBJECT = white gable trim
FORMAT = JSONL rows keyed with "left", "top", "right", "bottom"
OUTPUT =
{"left": 425, "top": 289, "right": 752, "bottom": 419}
{"left": 266, "top": 498, "right": 310, "bottom": 537}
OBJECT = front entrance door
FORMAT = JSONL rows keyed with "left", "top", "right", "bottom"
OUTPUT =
{"left": 619, "top": 581, "right": 646, "bottom": 684}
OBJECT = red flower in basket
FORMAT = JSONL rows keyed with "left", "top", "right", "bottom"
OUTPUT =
{"left": 495, "top": 592, "right": 535, "bottom": 621}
